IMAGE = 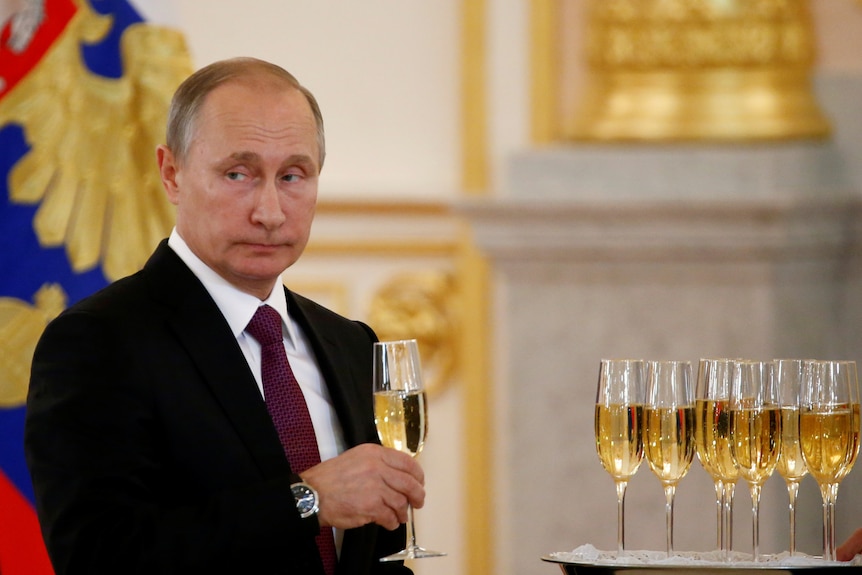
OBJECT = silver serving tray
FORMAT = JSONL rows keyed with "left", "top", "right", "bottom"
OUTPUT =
{"left": 541, "top": 555, "right": 858, "bottom": 575}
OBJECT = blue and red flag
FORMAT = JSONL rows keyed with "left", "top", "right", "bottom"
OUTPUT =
{"left": 0, "top": 1, "right": 191, "bottom": 571}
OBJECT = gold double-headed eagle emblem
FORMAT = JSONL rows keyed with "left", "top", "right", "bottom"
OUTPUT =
{"left": 0, "top": 0, "right": 192, "bottom": 407}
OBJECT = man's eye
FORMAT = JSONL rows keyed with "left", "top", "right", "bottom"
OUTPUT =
{"left": 283, "top": 174, "right": 301, "bottom": 183}
{"left": 227, "top": 171, "right": 246, "bottom": 181}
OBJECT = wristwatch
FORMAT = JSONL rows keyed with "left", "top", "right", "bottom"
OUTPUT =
{"left": 291, "top": 481, "right": 320, "bottom": 519}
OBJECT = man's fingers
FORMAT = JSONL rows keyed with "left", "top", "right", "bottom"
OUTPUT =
{"left": 302, "top": 443, "right": 425, "bottom": 531}
{"left": 381, "top": 447, "right": 425, "bottom": 484}
{"left": 837, "top": 527, "right": 862, "bottom": 561}
{"left": 381, "top": 467, "right": 425, "bottom": 510}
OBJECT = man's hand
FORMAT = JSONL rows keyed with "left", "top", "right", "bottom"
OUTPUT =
{"left": 838, "top": 527, "right": 862, "bottom": 561}
{"left": 301, "top": 443, "right": 425, "bottom": 531}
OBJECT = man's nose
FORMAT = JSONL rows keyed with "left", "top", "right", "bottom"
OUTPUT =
{"left": 251, "top": 180, "right": 286, "bottom": 228}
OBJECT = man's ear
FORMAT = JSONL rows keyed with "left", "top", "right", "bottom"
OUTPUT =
{"left": 156, "top": 145, "right": 180, "bottom": 205}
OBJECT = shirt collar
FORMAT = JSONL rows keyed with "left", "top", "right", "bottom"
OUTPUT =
{"left": 167, "top": 229, "right": 298, "bottom": 349}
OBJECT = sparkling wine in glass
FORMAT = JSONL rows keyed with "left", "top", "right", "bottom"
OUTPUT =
{"left": 695, "top": 358, "right": 739, "bottom": 559}
{"left": 373, "top": 339, "right": 446, "bottom": 561}
{"left": 833, "top": 361, "right": 860, "bottom": 483}
{"left": 775, "top": 359, "right": 810, "bottom": 556}
{"left": 800, "top": 360, "right": 859, "bottom": 561}
{"left": 645, "top": 360, "right": 695, "bottom": 557}
{"left": 729, "top": 360, "right": 781, "bottom": 561}
{"left": 594, "top": 359, "right": 646, "bottom": 555}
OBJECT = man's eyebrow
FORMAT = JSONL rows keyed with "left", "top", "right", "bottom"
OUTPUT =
{"left": 221, "top": 151, "right": 318, "bottom": 173}
{"left": 282, "top": 154, "right": 319, "bottom": 174}
{"left": 283, "top": 154, "right": 315, "bottom": 166}
{"left": 229, "top": 151, "right": 260, "bottom": 162}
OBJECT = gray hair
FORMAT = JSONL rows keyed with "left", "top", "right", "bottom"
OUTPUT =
{"left": 165, "top": 57, "right": 325, "bottom": 169}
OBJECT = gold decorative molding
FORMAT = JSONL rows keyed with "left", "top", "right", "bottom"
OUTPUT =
{"left": 566, "top": 0, "right": 831, "bottom": 141}
{"left": 461, "top": 0, "right": 489, "bottom": 193}
{"left": 367, "top": 271, "right": 458, "bottom": 397}
{"left": 305, "top": 239, "right": 457, "bottom": 258}
{"left": 306, "top": 199, "right": 459, "bottom": 257}
{"left": 315, "top": 199, "right": 451, "bottom": 216}
{"left": 455, "top": 224, "right": 493, "bottom": 575}
{"left": 531, "top": 0, "right": 560, "bottom": 143}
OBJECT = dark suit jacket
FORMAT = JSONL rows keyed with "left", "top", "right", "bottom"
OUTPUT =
{"left": 24, "top": 241, "right": 411, "bottom": 575}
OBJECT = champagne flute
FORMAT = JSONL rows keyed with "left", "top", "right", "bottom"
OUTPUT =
{"left": 800, "top": 360, "right": 859, "bottom": 561}
{"left": 695, "top": 358, "right": 739, "bottom": 559}
{"left": 833, "top": 361, "right": 860, "bottom": 483}
{"left": 775, "top": 359, "right": 810, "bottom": 556}
{"left": 833, "top": 360, "right": 861, "bottom": 555}
{"left": 372, "top": 339, "right": 446, "bottom": 561}
{"left": 645, "top": 360, "right": 695, "bottom": 557}
{"left": 729, "top": 360, "right": 781, "bottom": 561}
{"left": 594, "top": 359, "right": 646, "bottom": 555}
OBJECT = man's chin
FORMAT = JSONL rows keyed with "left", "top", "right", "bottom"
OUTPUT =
{"left": 237, "top": 259, "right": 297, "bottom": 281}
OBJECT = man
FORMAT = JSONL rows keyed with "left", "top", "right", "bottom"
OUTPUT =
{"left": 24, "top": 57, "right": 425, "bottom": 575}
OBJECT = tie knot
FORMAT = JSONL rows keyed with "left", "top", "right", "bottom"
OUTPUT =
{"left": 246, "top": 305, "right": 283, "bottom": 347}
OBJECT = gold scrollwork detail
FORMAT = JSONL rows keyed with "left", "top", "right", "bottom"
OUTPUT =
{"left": 367, "top": 271, "right": 458, "bottom": 397}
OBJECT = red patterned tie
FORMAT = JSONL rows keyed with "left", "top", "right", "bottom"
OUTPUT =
{"left": 246, "top": 304, "right": 337, "bottom": 575}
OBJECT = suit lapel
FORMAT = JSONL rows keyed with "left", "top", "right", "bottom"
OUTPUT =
{"left": 286, "top": 289, "right": 375, "bottom": 448}
{"left": 144, "top": 242, "right": 290, "bottom": 478}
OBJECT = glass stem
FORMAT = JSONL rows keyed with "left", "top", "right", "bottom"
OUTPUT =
{"left": 407, "top": 503, "right": 418, "bottom": 551}
{"left": 713, "top": 480, "right": 724, "bottom": 551}
{"left": 818, "top": 484, "right": 829, "bottom": 559}
{"left": 615, "top": 480, "right": 628, "bottom": 555}
{"left": 723, "top": 481, "right": 736, "bottom": 560}
{"left": 786, "top": 480, "right": 800, "bottom": 556}
{"left": 663, "top": 483, "right": 676, "bottom": 557}
{"left": 829, "top": 483, "right": 839, "bottom": 560}
{"left": 750, "top": 483, "right": 762, "bottom": 561}
{"left": 820, "top": 483, "right": 840, "bottom": 561}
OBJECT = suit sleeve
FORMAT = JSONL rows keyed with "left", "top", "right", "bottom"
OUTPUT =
{"left": 24, "top": 308, "right": 322, "bottom": 575}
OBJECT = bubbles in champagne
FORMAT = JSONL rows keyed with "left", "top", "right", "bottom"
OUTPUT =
{"left": 374, "top": 390, "right": 427, "bottom": 457}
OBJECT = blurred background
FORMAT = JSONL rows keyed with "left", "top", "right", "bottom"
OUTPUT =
{"left": 2, "top": 1, "right": 862, "bottom": 574}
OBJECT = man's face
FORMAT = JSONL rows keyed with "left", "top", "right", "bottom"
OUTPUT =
{"left": 159, "top": 77, "right": 320, "bottom": 299}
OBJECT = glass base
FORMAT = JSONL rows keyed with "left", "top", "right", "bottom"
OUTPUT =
{"left": 380, "top": 545, "right": 447, "bottom": 562}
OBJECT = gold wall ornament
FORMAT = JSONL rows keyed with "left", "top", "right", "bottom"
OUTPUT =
{"left": 0, "top": 284, "right": 67, "bottom": 407}
{"left": 566, "top": 0, "right": 831, "bottom": 141}
{"left": 0, "top": 0, "right": 193, "bottom": 282}
{"left": 367, "top": 271, "right": 458, "bottom": 396}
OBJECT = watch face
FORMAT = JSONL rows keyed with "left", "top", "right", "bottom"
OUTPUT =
{"left": 292, "top": 483, "right": 318, "bottom": 518}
